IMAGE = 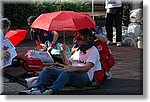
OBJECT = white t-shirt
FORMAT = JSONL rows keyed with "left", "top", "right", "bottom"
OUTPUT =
{"left": 105, "top": 0, "right": 122, "bottom": 9}
{"left": 69, "top": 46, "right": 101, "bottom": 81}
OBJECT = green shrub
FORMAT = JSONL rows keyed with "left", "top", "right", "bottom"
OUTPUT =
{"left": 3, "top": 3, "right": 36, "bottom": 28}
{"left": 3, "top": 1, "right": 91, "bottom": 28}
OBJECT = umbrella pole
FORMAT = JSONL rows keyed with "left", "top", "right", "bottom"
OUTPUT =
{"left": 63, "top": 31, "right": 65, "bottom": 44}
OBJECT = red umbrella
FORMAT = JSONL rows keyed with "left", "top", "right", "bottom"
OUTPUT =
{"left": 31, "top": 11, "right": 95, "bottom": 31}
{"left": 5, "top": 29, "right": 27, "bottom": 46}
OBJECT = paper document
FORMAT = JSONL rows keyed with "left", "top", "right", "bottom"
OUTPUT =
{"left": 25, "top": 76, "right": 38, "bottom": 88}
{"left": 1, "top": 38, "right": 17, "bottom": 68}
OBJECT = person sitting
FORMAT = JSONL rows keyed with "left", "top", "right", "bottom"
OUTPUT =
{"left": 32, "top": 29, "right": 59, "bottom": 50}
{"left": 71, "top": 27, "right": 107, "bottom": 54}
{"left": 27, "top": 16, "right": 59, "bottom": 50}
{"left": 27, "top": 16, "right": 72, "bottom": 63}
{"left": 0, "top": 18, "right": 11, "bottom": 65}
{"left": 20, "top": 28, "right": 102, "bottom": 95}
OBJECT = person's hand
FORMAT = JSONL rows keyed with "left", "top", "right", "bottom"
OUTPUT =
{"left": 63, "top": 65, "right": 76, "bottom": 72}
{"left": 40, "top": 44, "right": 47, "bottom": 50}
{"left": 50, "top": 43, "right": 55, "bottom": 48}
{"left": 61, "top": 44, "right": 66, "bottom": 52}
{"left": 2, "top": 49, "right": 10, "bottom": 59}
{"left": 47, "top": 43, "right": 55, "bottom": 53}
{"left": 71, "top": 47, "right": 77, "bottom": 54}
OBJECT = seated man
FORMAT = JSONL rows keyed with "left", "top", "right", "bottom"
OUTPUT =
{"left": 71, "top": 27, "right": 108, "bottom": 54}
{"left": 0, "top": 18, "right": 11, "bottom": 68}
{"left": 21, "top": 28, "right": 102, "bottom": 95}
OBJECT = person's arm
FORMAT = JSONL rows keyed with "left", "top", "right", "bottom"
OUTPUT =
{"left": 71, "top": 46, "right": 77, "bottom": 54}
{"left": 71, "top": 40, "right": 78, "bottom": 54}
{"left": 95, "top": 34, "right": 108, "bottom": 43}
{"left": 63, "top": 62, "right": 94, "bottom": 72}
{"left": 51, "top": 31, "right": 59, "bottom": 47}
{"left": 46, "top": 31, "right": 59, "bottom": 52}
{"left": 61, "top": 44, "right": 72, "bottom": 65}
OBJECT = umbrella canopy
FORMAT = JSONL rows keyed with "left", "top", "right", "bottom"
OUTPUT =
{"left": 5, "top": 29, "right": 27, "bottom": 46}
{"left": 31, "top": 11, "right": 95, "bottom": 31}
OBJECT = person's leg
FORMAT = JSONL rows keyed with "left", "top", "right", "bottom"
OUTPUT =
{"left": 106, "top": 13, "right": 114, "bottom": 42}
{"left": 50, "top": 72, "right": 90, "bottom": 93}
{"left": 70, "top": 72, "right": 90, "bottom": 87}
{"left": 19, "top": 67, "right": 63, "bottom": 95}
{"left": 34, "top": 67, "right": 63, "bottom": 88}
{"left": 115, "top": 7, "right": 123, "bottom": 43}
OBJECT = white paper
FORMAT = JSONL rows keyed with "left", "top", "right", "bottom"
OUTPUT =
{"left": 26, "top": 50, "right": 54, "bottom": 63}
{"left": 25, "top": 76, "right": 38, "bottom": 88}
{"left": 1, "top": 38, "right": 17, "bottom": 68}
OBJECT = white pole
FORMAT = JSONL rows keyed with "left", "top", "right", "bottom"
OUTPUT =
{"left": 92, "top": 0, "right": 94, "bottom": 20}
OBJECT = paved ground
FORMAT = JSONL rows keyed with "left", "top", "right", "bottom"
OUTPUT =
{"left": 1, "top": 38, "right": 143, "bottom": 95}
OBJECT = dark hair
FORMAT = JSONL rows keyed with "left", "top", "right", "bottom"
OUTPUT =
{"left": 77, "top": 28, "right": 95, "bottom": 54}
{"left": 78, "top": 28, "right": 94, "bottom": 42}
{"left": 78, "top": 28, "right": 92, "bottom": 35}
{"left": 27, "top": 16, "right": 37, "bottom": 23}
{"left": 0, "top": 18, "right": 11, "bottom": 28}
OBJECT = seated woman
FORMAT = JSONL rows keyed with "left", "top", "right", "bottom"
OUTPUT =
{"left": 20, "top": 28, "right": 102, "bottom": 95}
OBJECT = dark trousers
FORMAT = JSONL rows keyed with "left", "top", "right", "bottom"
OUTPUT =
{"left": 106, "top": 7, "right": 123, "bottom": 42}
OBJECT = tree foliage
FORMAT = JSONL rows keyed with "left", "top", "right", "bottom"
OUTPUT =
{"left": 3, "top": 1, "right": 91, "bottom": 28}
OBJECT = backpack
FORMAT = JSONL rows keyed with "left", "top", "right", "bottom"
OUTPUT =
{"left": 93, "top": 40, "right": 115, "bottom": 83}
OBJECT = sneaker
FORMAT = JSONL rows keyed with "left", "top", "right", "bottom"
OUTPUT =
{"left": 105, "top": 72, "right": 112, "bottom": 80}
{"left": 19, "top": 89, "right": 33, "bottom": 95}
{"left": 116, "top": 42, "right": 122, "bottom": 47}
{"left": 42, "top": 89, "right": 55, "bottom": 95}
{"left": 107, "top": 41, "right": 113, "bottom": 45}
{"left": 30, "top": 89, "right": 43, "bottom": 95}
{"left": 19, "top": 87, "right": 42, "bottom": 95}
